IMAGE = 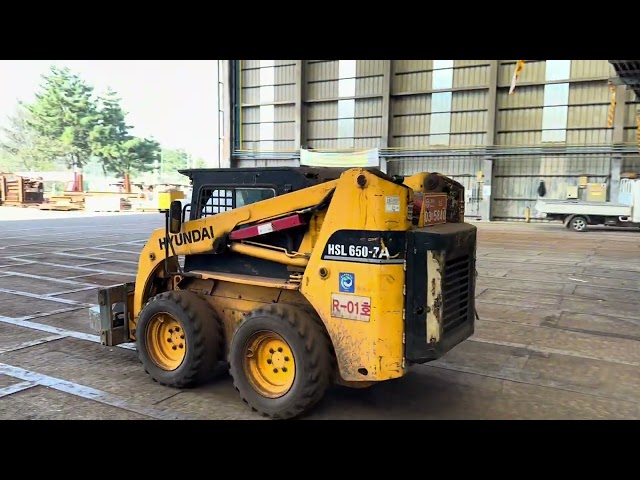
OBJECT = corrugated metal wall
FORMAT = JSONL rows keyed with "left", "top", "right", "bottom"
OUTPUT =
{"left": 230, "top": 60, "right": 640, "bottom": 220}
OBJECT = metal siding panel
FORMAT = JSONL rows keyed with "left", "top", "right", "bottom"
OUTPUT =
{"left": 454, "top": 60, "right": 490, "bottom": 67}
{"left": 309, "top": 139, "right": 338, "bottom": 149}
{"left": 449, "top": 133, "right": 486, "bottom": 146}
{"left": 624, "top": 102, "right": 638, "bottom": 126}
{"left": 570, "top": 60, "right": 612, "bottom": 79}
{"left": 452, "top": 90, "right": 488, "bottom": 111}
{"left": 394, "top": 72, "right": 431, "bottom": 93}
{"left": 357, "top": 60, "right": 384, "bottom": 76}
{"left": 307, "top": 120, "right": 336, "bottom": 141}
{"left": 241, "top": 60, "right": 261, "bottom": 69}
{"left": 308, "top": 81, "right": 338, "bottom": 101}
{"left": 497, "top": 85, "right": 544, "bottom": 108}
{"left": 274, "top": 121, "right": 294, "bottom": 141}
{"left": 392, "top": 114, "right": 429, "bottom": 135}
{"left": 242, "top": 106, "right": 260, "bottom": 123}
{"left": 242, "top": 67, "right": 260, "bottom": 87}
{"left": 395, "top": 60, "right": 432, "bottom": 73}
{"left": 496, "top": 131, "right": 542, "bottom": 145}
{"left": 242, "top": 87, "right": 259, "bottom": 105}
{"left": 275, "top": 64, "right": 295, "bottom": 85}
{"left": 622, "top": 155, "right": 640, "bottom": 172}
{"left": 569, "top": 82, "right": 610, "bottom": 104}
{"left": 273, "top": 140, "right": 296, "bottom": 151}
{"left": 275, "top": 104, "right": 295, "bottom": 122}
{"left": 307, "top": 61, "right": 339, "bottom": 82}
{"left": 393, "top": 95, "right": 431, "bottom": 115}
{"left": 498, "top": 61, "right": 545, "bottom": 86}
{"left": 355, "top": 117, "right": 381, "bottom": 138}
{"left": 275, "top": 85, "right": 294, "bottom": 103}
{"left": 275, "top": 60, "right": 296, "bottom": 67}
{"left": 497, "top": 107, "right": 543, "bottom": 131}
{"left": 450, "top": 111, "right": 485, "bottom": 134}
{"left": 453, "top": 65, "right": 490, "bottom": 88}
{"left": 354, "top": 137, "right": 380, "bottom": 148}
{"left": 565, "top": 128, "right": 612, "bottom": 144}
{"left": 307, "top": 102, "right": 338, "bottom": 121}
{"left": 355, "top": 98, "right": 382, "bottom": 117}
{"left": 567, "top": 105, "right": 608, "bottom": 128}
{"left": 356, "top": 76, "right": 383, "bottom": 96}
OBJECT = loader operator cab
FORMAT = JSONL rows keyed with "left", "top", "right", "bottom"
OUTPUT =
{"left": 180, "top": 166, "right": 348, "bottom": 221}
{"left": 96, "top": 166, "right": 477, "bottom": 420}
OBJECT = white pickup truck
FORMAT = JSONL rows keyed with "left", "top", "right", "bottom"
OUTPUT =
{"left": 535, "top": 177, "right": 640, "bottom": 232}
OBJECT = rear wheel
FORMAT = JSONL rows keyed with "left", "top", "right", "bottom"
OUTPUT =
{"left": 136, "top": 290, "right": 224, "bottom": 388}
{"left": 229, "top": 304, "right": 333, "bottom": 419}
{"left": 570, "top": 216, "right": 588, "bottom": 232}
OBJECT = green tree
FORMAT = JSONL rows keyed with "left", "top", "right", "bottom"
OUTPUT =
{"left": 23, "top": 65, "right": 100, "bottom": 172}
{"left": 160, "top": 148, "right": 191, "bottom": 174}
{"left": 101, "top": 136, "right": 161, "bottom": 178}
{"left": 194, "top": 157, "right": 207, "bottom": 168}
{"left": 90, "top": 88, "right": 131, "bottom": 174}
{"left": 0, "top": 106, "right": 62, "bottom": 171}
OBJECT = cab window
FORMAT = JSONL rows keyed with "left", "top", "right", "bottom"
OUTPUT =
{"left": 198, "top": 186, "right": 276, "bottom": 218}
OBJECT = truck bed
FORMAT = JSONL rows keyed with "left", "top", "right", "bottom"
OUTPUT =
{"left": 535, "top": 199, "right": 632, "bottom": 217}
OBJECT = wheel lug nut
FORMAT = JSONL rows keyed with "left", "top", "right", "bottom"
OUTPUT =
{"left": 282, "top": 367, "right": 288, "bottom": 372}
{"left": 269, "top": 348, "right": 274, "bottom": 354}
{"left": 267, "top": 359, "right": 272, "bottom": 364}
{"left": 172, "top": 346, "right": 177, "bottom": 350}
{"left": 278, "top": 347, "right": 283, "bottom": 352}
{"left": 273, "top": 368, "right": 278, "bottom": 373}
{"left": 284, "top": 356, "right": 289, "bottom": 362}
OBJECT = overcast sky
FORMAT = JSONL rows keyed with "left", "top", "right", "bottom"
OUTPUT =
{"left": 0, "top": 60, "right": 220, "bottom": 166}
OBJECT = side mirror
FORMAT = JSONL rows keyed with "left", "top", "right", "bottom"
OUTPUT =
{"left": 169, "top": 200, "right": 182, "bottom": 234}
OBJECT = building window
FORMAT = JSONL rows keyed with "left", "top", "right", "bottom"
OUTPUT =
{"left": 258, "top": 60, "right": 276, "bottom": 150}
{"left": 541, "top": 82, "right": 570, "bottom": 142}
{"left": 545, "top": 60, "right": 571, "bottom": 81}
{"left": 337, "top": 60, "right": 357, "bottom": 148}
{"left": 430, "top": 64, "right": 453, "bottom": 146}
{"left": 432, "top": 60, "right": 454, "bottom": 90}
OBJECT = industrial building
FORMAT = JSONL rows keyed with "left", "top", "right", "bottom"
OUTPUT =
{"left": 221, "top": 60, "right": 640, "bottom": 221}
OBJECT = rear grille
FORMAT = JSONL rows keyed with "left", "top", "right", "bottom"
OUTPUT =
{"left": 441, "top": 254, "right": 471, "bottom": 332}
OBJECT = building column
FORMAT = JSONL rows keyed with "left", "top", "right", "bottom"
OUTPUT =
{"left": 478, "top": 60, "right": 499, "bottom": 221}
{"left": 294, "top": 60, "right": 307, "bottom": 151}
{"left": 220, "top": 60, "right": 232, "bottom": 168}
{"left": 609, "top": 85, "right": 627, "bottom": 201}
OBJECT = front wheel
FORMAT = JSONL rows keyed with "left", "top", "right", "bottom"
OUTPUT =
{"left": 569, "top": 216, "right": 588, "bottom": 232}
{"left": 229, "top": 304, "right": 333, "bottom": 420}
{"left": 136, "top": 290, "right": 224, "bottom": 388}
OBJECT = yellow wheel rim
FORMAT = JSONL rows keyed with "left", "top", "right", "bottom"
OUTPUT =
{"left": 243, "top": 331, "right": 296, "bottom": 399}
{"left": 145, "top": 313, "right": 186, "bottom": 371}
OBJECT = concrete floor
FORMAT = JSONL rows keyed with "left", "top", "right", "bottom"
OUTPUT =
{"left": 0, "top": 208, "right": 639, "bottom": 420}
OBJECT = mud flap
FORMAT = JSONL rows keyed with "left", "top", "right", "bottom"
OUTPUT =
{"left": 94, "top": 282, "right": 135, "bottom": 346}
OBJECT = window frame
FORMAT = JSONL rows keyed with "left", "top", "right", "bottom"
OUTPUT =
{"left": 194, "top": 184, "right": 277, "bottom": 219}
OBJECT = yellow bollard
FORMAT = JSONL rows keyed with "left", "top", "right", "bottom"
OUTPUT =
{"left": 525, "top": 207, "right": 531, "bottom": 223}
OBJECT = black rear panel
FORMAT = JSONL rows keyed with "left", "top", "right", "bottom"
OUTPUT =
{"left": 404, "top": 223, "right": 477, "bottom": 364}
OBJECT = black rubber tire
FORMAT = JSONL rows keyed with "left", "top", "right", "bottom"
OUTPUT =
{"left": 229, "top": 304, "right": 333, "bottom": 420}
{"left": 136, "top": 290, "right": 224, "bottom": 389}
{"left": 570, "top": 216, "right": 588, "bottom": 232}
